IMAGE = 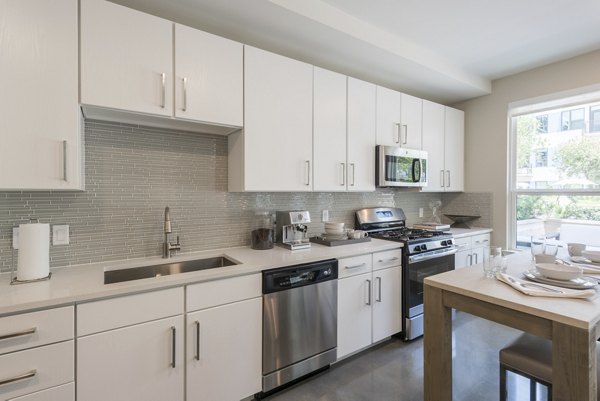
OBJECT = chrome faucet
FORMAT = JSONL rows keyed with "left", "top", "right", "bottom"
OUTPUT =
{"left": 163, "top": 206, "right": 181, "bottom": 258}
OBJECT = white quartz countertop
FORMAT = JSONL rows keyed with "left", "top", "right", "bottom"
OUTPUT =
{"left": 448, "top": 227, "right": 492, "bottom": 238}
{"left": 0, "top": 239, "right": 402, "bottom": 316}
{"left": 425, "top": 250, "right": 600, "bottom": 330}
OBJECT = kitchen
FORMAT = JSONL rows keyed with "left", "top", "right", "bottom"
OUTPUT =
{"left": 1, "top": 0, "right": 600, "bottom": 400}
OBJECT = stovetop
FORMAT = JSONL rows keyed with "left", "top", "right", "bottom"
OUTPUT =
{"left": 369, "top": 227, "right": 450, "bottom": 243}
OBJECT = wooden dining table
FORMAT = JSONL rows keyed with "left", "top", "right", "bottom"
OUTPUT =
{"left": 424, "top": 251, "right": 600, "bottom": 401}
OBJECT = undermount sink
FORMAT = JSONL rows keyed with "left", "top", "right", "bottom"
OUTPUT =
{"left": 104, "top": 256, "right": 238, "bottom": 284}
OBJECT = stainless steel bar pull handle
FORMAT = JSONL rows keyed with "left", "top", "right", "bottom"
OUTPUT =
{"left": 170, "top": 326, "right": 176, "bottom": 368}
{"left": 468, "top": 254, "right": 472, "bottom": 265}
{"left": 345, "top": 262, "right": 366, "bottom": 270}
{"left": 62, "top": 140, "right": 68, "bottom": 182}
{"left": 340, "top": 163, "right": 345, "bottom": 186}
{"left": 194, "top": 321, "right": 200, "bottom": 361}
{"left": 350, "top": 163, "right": 356, "bottom": 186}
{"left": 376, "top": 276, "right": 382, "bottom": 302}
{"left": 0, "top": 327, "right": 36, "bottom": 341}
{"left": 0, "top": 369, "right": 36, "bottom": 387}
{"left": 182, "top": 77, "right": 188, "bottom": 112}
{"left": 305, "top": 161, "right": 311, "bottom": 186}
{"left": 402, "top": 124, "right": 408, "bottom": 145}
{"left": 474, "top": 253, "right": 478, "bottom": 264}
{"left": 366, "top": 279, "right": 372, "bottom": 305}
{"left": 377, "top": 257, "right": 399, "bottom": 263}
{"left": 440, "top": 170, "right": 445, "bottom": 188}
{"left": 394, "top": 123, "right": 401, "bottom": 143}
{"left": 446, "top": 170, "right": 451, "bottom": 188}
{"left": 160, "top": 73, "right": 166, "bottom": 108}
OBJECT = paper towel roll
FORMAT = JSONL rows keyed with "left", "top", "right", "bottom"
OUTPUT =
{"left": 17, "top": 223, "right": 50, "bottom": 281}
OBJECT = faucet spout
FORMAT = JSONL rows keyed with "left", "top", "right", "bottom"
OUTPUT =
{"left": 163, "top": 206, "right": 180, "bottom": 258}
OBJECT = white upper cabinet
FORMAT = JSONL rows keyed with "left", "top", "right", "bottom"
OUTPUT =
{"left": 313, "top": 68, "right": 348, "bottom": 191}
{"left": 229, "top": 46, "right": 313, "bottom": 192}
{"left": 0, "top": 0, "right": 82, "bottom": 190}
{"left": 347, "top": 78, "right": 377, "bottom": 192}
{"left": 174, "top": 24, "right": 243, "bottom": 127}
{"left": 422, "top": 100, "right": 465, "bottom": 192}
{"left": 376, "top": 87, "right": 422, "bottom": 150}
{"left": 444, "top": 107, "right": 465, "bottom": 191}
{"left": 80, "top": 0, "right": 173, "bottom": 117}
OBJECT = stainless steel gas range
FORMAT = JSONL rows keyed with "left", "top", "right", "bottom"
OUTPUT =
{"left": 355, "top": 207, "right": 457, "bottom": 340}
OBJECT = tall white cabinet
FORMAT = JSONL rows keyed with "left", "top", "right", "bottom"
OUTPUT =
{"left": 0, "top": 0, "right": 82, "bottom": 190}
{"left": 229, "top": 46, "right": 313, "bottom": 192}
{"left": 80, "top": 0, "right": 173, "bottom": 117}
{"left": 422, "top": 100, "right": 465, "bottom": 192}
{"left": 376, "top": 86, "right": 422, "bottom": 150}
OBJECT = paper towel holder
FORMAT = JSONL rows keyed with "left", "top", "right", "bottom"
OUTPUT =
{"left": 10, "top": 222, "right": 52, "bottom": 285}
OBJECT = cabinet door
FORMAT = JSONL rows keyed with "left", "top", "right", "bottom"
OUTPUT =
{"left": 0, "top": 0, "right": 81, "bottom": 190}
{"left": 444, "top": 107, "right": 465, "bottom": 191}
{"left": 347, "top": 77, "right": 376, "bottom": 192}
{"left": 376, "top": 86, "right": 401, "bottom": 146}
{"left": 187, "top": 298, "right": 261, "bottom": 401}
{"left": 421, "top": 100, "right": 446, "bottom": 192}
{"left": 77, "top": 316, "right": 184, "bottom": 401}
{"left": 174, "top": 24, "right": 243, "bottom": 126}
{"left": 455, "top": 250, "right": 472, "bottom": 268}
{"left": 80, "top": 0, "right": 173, "bottom": 116}
{"left": 400, "top": 93, "right": 423, "bottom": 150}
{"left": 372, "top": 266, "right": 401, "bottom": 343}
{"left": 471, "top": 247, "right": 484, "bottom": 265}
{"left": 243, "top": 46, "right": 313, "bottom": 191}
{"left": 313, "top": 67, "right": 347, "bottom": 191}
{"left": 337, "top": 273, "right": 373, "bottom": 359}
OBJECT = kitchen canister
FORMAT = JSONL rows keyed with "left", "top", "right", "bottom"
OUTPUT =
{"left": 17, "top": 222, "right": 50, "bottom": 281}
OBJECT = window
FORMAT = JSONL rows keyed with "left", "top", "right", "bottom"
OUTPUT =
{"left": 511, "top": 96, "right": 600, "bottom": 249}
{"left": 561, "top": 108, "right": 584, "bottom": 131}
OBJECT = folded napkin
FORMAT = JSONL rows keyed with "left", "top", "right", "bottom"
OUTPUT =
{"left": 574, "top": 263, "right": 600, "bottom": 274}
{"left": 496, "top": 273, "right": 596, "bottom": 299}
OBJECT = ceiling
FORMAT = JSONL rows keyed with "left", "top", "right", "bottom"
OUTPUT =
{"left": 112, "top": 0, "right": 600, "bottom": 104}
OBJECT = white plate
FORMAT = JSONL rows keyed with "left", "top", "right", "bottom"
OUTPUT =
{"left": 523, "top": 269, "right": 597, "bottom": 289}
{"left": 535, "top": 263, "right": 582, "bottom": 281}
{"left": 582, "top": 250, "right": 600, "bottom": 263}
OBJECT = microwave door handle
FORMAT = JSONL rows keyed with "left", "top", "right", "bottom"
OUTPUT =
{"left": 412, "top": 159, "right": 420, "bottom": 182}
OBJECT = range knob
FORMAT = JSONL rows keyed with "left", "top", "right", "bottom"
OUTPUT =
{"left": 447, "top": 239, "right": 453, "bottom": 245}
{"left": 413, "top": 245, "right": 421, "bottom": 252}
{"left": 441, "top": 240, "right": 447, "bottom": 246}
{"left": 421, "top": 244, "right": 428, "bottom": 251}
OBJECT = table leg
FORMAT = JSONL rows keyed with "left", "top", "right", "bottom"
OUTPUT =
{"left": 552, "top": 322, "right": 596, "bottom": 401}
{"left": 424, "top": 285, "right": 452, "bottom": 401}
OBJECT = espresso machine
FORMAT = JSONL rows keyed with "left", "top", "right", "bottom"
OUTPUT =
{"left": 275, "top": 210, "right": 311, "bottom": 250}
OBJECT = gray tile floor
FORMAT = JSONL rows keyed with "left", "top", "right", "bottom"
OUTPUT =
{"left": 264, "top": 312, "right": 522, "bottom": 401}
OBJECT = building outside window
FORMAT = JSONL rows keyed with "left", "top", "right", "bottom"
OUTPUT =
{"left": 510, "top": 96, "right": 600, "bottom": 250}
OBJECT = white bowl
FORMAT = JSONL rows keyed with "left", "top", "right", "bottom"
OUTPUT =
{"left": 325, "top": 228, "right": 345, "bottom": 234}
{"left": 536, "top": 263, "right": 583, "bottom": 281}
{"left": 324, "top": 222, "right": 344, "bottom": 229}
{"left": 567, "top": 243, "right": 586, "bottom": 257}
{"left": 582, "top": 250, "right": 600, "bottom": 263}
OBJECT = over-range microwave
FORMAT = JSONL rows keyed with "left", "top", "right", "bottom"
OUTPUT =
{"left": 376, "top": 145, "right": 428, "bottom": 188}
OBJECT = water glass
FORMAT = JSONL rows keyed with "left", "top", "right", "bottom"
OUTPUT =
{"left": 483, "top": 247, "right": 506, "bottom": 278}
{"left": 530, "top": 236, "right": 545, "bottom": 261}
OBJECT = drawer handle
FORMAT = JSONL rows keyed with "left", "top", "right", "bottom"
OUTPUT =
{"left": 170, "top": 326, "right": 176, "bottom": 368}
{"left": 0, "top": 369, "right": 36, "bottom": 387}
{"left": 0, "top": 327, "right": 36, "bottom": 341}
{"left": 195, "top": 321, "right": 200, "bottom": 361}
{"left": 377, "top": 257, "right": 399, "bottom": 263}
{"left": 345, "top": 262, "right": 367, "bottom": 270}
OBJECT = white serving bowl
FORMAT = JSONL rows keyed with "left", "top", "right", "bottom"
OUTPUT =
{"left": 536, "top": 263, "right": 583, "bottom": 281}
{"left": 324, "top": 222, "right": 344, "bottom": 229}
{"left": 582, "top": 250, "right": 600, "bottom": 263}
{"left": 567, "top": 242, "right": 586, "bottom": 257}
{"left": 325, "top": 229, "right": 345, "bottom": 234}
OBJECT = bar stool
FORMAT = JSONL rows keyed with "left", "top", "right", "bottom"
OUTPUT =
{"left": 499, "top": 334, "right": 600, "bottom": 401}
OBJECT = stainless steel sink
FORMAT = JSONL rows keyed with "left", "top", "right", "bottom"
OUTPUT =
{"left": 104, "top": 256, "right": 238, "bottom": 284}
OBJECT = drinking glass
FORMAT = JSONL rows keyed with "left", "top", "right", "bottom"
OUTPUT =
{"left": 530, "top": 236, "right": 545, "bottom": 261}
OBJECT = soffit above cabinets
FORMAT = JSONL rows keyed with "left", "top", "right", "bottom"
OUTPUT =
{"left": 110, "top": 0, "right": 600, "bottom": 104}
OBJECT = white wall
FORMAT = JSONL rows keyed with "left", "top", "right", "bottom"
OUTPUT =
{"left": 453, "top": 50, "right": 600, "bottom": 248}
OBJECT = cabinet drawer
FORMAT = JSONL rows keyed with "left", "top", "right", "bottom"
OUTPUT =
{"left": 9, "top": 382, "right": 74, "bottom": 401}
{"left": 372, "top": 249, "right": 402, "bottom": 271}
{"left": 0, "top": 307, "right": 73, "bottom": 356}
{"left": 0, "top": 341, "right": 73, "bottom": 401}
{"left": 186, "top": 274, "right": 261, "bottom": 312}
{"left": 453, "top": 236, "right": 471, "bottom": 249}
{"left": 471, "top": 233, "right": 491, "bottom": 248}
{"left": 337, "top": 254, "right": 372, "bottom": 278}
{"left": 77, "top": 287, "right": 183, "bottom": 336}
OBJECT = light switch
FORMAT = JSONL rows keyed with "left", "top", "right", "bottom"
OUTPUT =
{"left": 12, "top": 227, "right": 19, "bottom": 250}
{"left": 53, "top": 225, "right": 70, "bottom": 246}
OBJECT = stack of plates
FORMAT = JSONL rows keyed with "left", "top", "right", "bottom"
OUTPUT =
{"left": 323, "top": 222, "right": 347, "bottom": 240}
{"left": 523, "top": 263, "right": 597, "bottom": 289}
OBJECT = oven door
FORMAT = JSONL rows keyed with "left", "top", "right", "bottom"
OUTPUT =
{"left": 376, "top": 145, "right": 428, "bottom": 187}
{"left": 403, "top": 248, "right": 456, "bottom": 340}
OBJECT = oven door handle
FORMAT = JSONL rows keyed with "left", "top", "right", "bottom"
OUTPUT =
{"left": 408, "top": 247, "right": 457, "bottom": 263}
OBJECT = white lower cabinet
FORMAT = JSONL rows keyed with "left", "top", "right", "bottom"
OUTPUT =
{"left": 454, "top": 232, "right": 491, "bottom": 268}
{"left": 186, "top": 274, "right": 262, "bottom": 401}
{"left": 337, "top": 250, "right": 402, "bottom": 359}
{"left": 77, "top": 288, "right": 184, "bottom": 401}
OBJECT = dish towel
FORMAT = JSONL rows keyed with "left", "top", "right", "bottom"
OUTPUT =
{"left": 496, "top": 273, "right": 596, "bottom": 299}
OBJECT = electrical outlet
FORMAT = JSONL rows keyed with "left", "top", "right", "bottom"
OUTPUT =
{"left": 53, "top": 225, "right": 70, "bottom": 246}
{"left": 322, "top": 210, "right": 329, "bottom": 222}
{"left": 419, "top": 208, "right": 424, "bottom": 218}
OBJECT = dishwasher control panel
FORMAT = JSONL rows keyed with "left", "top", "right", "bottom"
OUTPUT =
{"left": 262, "top": 259, "right": 338, "bottom": 294}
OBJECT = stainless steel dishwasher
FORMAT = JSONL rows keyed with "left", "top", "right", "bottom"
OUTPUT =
{"left": 262, "top": 259, "right": 338, "bottom": 394}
